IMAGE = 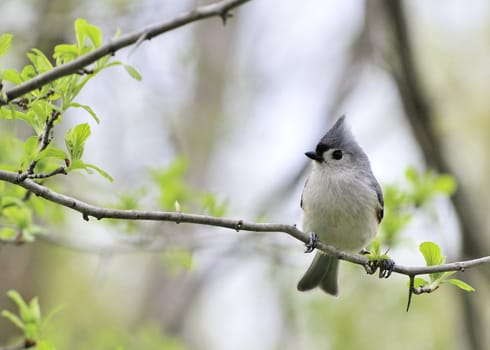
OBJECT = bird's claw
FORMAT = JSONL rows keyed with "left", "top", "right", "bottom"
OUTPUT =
{"left": 304, "top": 232, "right": 318, "bottom": 253}
{"left": 365, "top": 257, "right": 395, "bottom": 278}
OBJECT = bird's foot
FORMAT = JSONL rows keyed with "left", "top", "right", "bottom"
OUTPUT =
{"left": 366, "top": 257, "right": 395, "bottom": 278}
{"left": 304, "top": 232, "right": 318, "bottom": 253}
{"left": 362, "top": 248, "right": 395, "bottom": 278}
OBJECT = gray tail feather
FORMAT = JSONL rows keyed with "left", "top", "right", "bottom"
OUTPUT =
{"left": 297, "top": 253, "right": 339, "bottom": 296}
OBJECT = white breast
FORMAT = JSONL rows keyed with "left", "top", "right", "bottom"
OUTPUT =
{"left": 301, "top": 164, "right": 379, "bottom": 251}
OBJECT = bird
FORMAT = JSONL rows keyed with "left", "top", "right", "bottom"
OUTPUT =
{"left": 297, "top": 115, "right": 384, "bottom": 295}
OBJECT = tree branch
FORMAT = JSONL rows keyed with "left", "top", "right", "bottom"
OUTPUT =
{"left": 0, "top": 169, "right": 489, "bottom": 277}
{"left": 0, "top": 0, "right": 252, "bottom": 105}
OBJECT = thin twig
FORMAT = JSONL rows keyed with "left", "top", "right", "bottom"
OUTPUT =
{"left": 27, "top": 166, "right": 67, "bottom": 179}
{"left": 16, "top": 167, "right": 66, "bottom": 182}
{"left": 25, "top": 110, "right": 61, "bottom": 175}
{"left": 0, "top": 0, "right": 252, "bottom": 105}
{"left": 0, "top": 169, "right": 489, "bottom": 277}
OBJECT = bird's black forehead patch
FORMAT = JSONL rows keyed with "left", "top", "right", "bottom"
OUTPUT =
{"left": 315, "top": 143, "right": 330, "bottom": 155}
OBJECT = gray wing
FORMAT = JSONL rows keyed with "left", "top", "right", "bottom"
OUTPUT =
{"left": 373, "top": 179, "right": 384, "bottom": 223}
{"left": 300, "top": 177, "right": 310, "bottom": 209}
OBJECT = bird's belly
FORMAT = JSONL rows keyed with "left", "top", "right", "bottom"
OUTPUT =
{"left": 302, "top": 202, "right": 377, "bottom": 251}
{"left": 301, "top": 169, "right": 380, "bottom": 251}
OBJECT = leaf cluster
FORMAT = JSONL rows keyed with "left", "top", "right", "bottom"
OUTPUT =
{"left": 1, "top": 291, "right": 59, "bottom": 349}
{"left": 0, "top": 20, "right": 140, "bottom": 180}
{"left": 149, "top": 156, "right": 228, "bottom": 217}
{"left": 379, "top": 166, "right": 457, "bottom": 247}
{"left": 370, "top": 167, "right": 474, "bottom": 301}
{"left": 0, "top": 19, "right": 142, "bottom": 242}
{"left": 415, "top": 241, "right": 475, "bottom": 292}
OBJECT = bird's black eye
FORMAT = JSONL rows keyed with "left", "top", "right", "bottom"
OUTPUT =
{"left": 332, "top": 149, "right": 343, "bottom": 160}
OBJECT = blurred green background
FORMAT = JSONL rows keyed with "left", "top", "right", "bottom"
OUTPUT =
{"left": 1, "top": 0, "right": 490, "bottom": 349}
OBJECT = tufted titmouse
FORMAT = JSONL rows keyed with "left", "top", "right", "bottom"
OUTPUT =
{"left": 297, "top": 116, "right": 384, "bottom": 295}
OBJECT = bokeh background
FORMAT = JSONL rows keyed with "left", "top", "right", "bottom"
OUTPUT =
{"left": 1, "top": 0, "right": 490, "bottom": 349}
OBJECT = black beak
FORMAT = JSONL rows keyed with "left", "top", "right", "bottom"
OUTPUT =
{"left": 305, "top": 151, "right": 323, "bottom": 162}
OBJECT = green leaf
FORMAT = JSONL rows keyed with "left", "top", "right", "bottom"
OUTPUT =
{"left": 24, "top": 323, "right": 38, "bottom": 341}
{"left": 405, "top": 166, "right": 419, "bottom": 184}
{"left": 67, "top": 102, "right": 100, "bottom": 123}
{"left": 27, "top": 48, "right": 53, "bottom": 73}
{"left": 53, "top": 43, "right": 79, "bottom": 63}
{"left": 30, "top": 100, "right": 53, "bottom": 135}
{"left": 15, "top": 110, "right": 44, "bottom": 136}
{"left": 37, "top": 147, "right": 68, "bottom": 161}
{"left": 84, "top": 22, "right": 103, "bottom": 48}
{"left": 368, "top": 240, "right": 381, "bottom": 257}
{"left": 74, "top": 18, "right": 87, "bottom": 49}
{"left": 404, "top": 168, "right": 457, "bottom": 208}
{"left": 0, "top": 104, "right": 16, "bottom": 120}
{"left": 68, "top": 159, "right": 85, "bottom": 171}
{"left": 21, "top": 135, "right": 40, "bottom": 167}
{"left": 445, "top": 278, "right": 476, "bottom": 292}
{"left": 83, "top": 163, "right": 114, "bottom": 182}
{"left": 65, "top": 123, "right": 91, "bottom": 160}
{"left": 36, "top": 340, "right": 57, "bottom": 350}
{"left": 29, "top": 297, "right": 41, "bottom": 322}
{"left": 69, "top": 160, "right": 113, "bottom": 182}
{"left": 2, "top": 68, "right": 23, "bottom": 84}
{"left": 20, "top": 64, "right": 36, "bottom": 81}
{"left": 3, "top": 291, "right": 42, "bottom": 341}
{"left": 74, "top": 18, "right": 102, "bottom": 49}
{"left": 433, "top": 174, "right": 457, "bottom": 195}
{"left": 1, "top": 310, "right": 24, "bottom": 330}
{"left": 441, "top": 270, "right": 456, "bottom": 279}
{"left": 3, "top": 206, "right": 32, "bottom": 230}
{"left": 6, "top": 290, "right": 30, "bottom": 323}
{"left": 23, "top": 135, "right": 39, "bottom": 157}
{"left": 0, "top": 33, "right": 13, "bottom": 58}
{"left": 419, "top": 241, "right": 445, "bottom": 266}
{"left": 419, "top": 241, "right": 446, "bottom": 282}
{"left": 58, "top": 74, "right": 91, "bottom": 105}
{"left": 123, "top": 64, "right": 142, "bottom": 81}
{"left": 22, "top": 225, "right": 46, "bottom": 242}
{"left": 150, "top": 157, "right": 190, "bottom": 209}
{"left": 413, "top": 277, "right": 428, "bottom": 288}
{"left": 377, "top": 183, "right": 415, "bottom": 246}
{"left": 1, "top": 196, "right": 25, "bottom": 209}
{"left": 0, "top": 227, "right": 17, "bottom": 239}
{"left": 200, "top": 193, "right": 228, "bottom": 217}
